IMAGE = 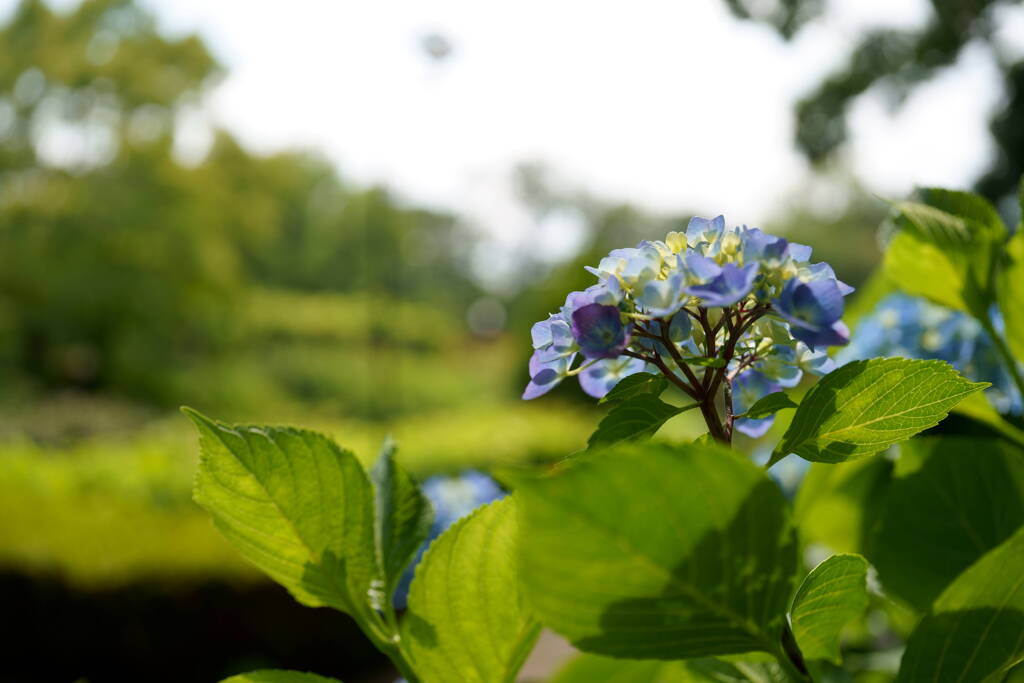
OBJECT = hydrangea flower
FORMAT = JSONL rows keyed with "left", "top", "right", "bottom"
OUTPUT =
{"left": 523, "top": 214, "right": 854, "bottom": 442}
{"left": 732, "top": 370, "right": 782, "bottom": 438}
{"left": 838, "top": 293, "right": 1022, "bottom": 415}
{"left": 393, "top": 471, "right": 505, "bottom": 608}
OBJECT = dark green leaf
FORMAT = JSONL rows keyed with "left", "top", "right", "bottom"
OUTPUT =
{"left": 184, "top": 408, "right": 382, "bottom": 629}
{"left": 587, "top": 395, "right": 699, "bottom": 450}
{"left": 517, "top": 442, "right": 799, "bottom": 659}
{"left": 740, "top": 392, "right": 798, "bottom": 420}
{"left": 221, "top": 671, "right": 342, "bottom": 683}
{"left": 370, "top": 441, "right": 432, "bottom": 602}
{"left": 771, "top": 359, "right": 987, "bottom": 465}
{"left": 870, "top": 437, "right": 1024, "bottom": 610}
{"left": 599, "top": 372, "right": 668, "bottom": 404}
{"left": 401, "top": 497, "right": 539, "bottom": 683}
{"left": 550, "top": 653, "right": 786, "bottom": 683}
{"left": 790, "top": 554, "right": 869, "bottom": 664}
{"left": 897, "top": 526, "right": 1024, "bottom": 682}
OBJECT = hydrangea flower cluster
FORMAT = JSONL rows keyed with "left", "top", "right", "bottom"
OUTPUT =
{"left": 838, "top": 293, "right": 1022, "bottom": 415}
{"left": 524, "top": 215, "right": 854, "bottom": 441}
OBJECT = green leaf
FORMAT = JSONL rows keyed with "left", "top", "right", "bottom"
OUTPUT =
{"left": 587, "top": 395, "right": 700, "bottom": 450}
{"left": 896, "top": 525, "right": 1024, "bottom": 682}
{"left": 221, "top": 671, "right": 342, "bottom": 683}
{"left": 401, "top": 497, "right": 539, "bottom": 683}
{"left": 517, "top": 442, "right": 799, "bottom": 659}
{"left": 184, "top": 408, "right": 382, "bottom": 629}
{"left": 370, "top": 441, "right": 432, "bottom": 602}
{"left": 999, "top": 230, "right": 1024, "bottom": 361}
{"left": 870, "top": 437, "right": 1024, "bottom": 611}
{"left": 789, "top": 554, "right": 869, "bottom": 664}
{"left": 771, "top": 358, "right": 987, "bottom": 465}
{"left": 740, "top": 392, "right": 798, "bottom": 420}
{"left": 599, "top": 372, "right": 668, "bottom": 404}
{"left": 917, "top": 187, "right": 1005, "bottom": 239}
{"left": 551, "top": 653, "right": 786, "bottom": 683}
{"left": 883, "top": 200, "right": 996, "bottom": 316}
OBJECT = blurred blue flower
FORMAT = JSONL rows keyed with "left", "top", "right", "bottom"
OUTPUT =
{"left": 393, "top": 471, "right": 505, "bottom": 609}
{"left": 571, "top": 304, "right": 631, "bottom": 359}
{"left": 839, "top": 293, "right": 1022, "bottom": 415}
{"left": 732, "top": 370, "right": 782, "bottom": 438}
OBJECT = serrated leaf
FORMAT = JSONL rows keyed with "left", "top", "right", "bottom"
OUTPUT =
{"left": 588, "top": 395, "right": 699, "bottom": 450}
{"left": 870, "top": 437, "right": 1024, "bottom": 611}
{"left": 370, "top": 443, "right": 432, "bottom": 602}
{"left": 517, "top": 442, "right": 799, "bottom": 659}
{"left": 599, "top": 372, "right": 668, "bottom": 404}
{"left": 741, "top": 392, "right": 798, "bottom": 420}
{"left": 221, "top": 671, "right": 342, "bottom": 683}
{"left": 790, "top": 554, "right": 869, "bottom": 664}
{"left": 771, "top": 359, "right": 987, "bottom": 465}
{"left": 184, "top": 408, "right": 381, "bottom": 628}
{"left": 883, "top": 200, "right": 996, "bottom": 316}
{"left": 896, "top": 525, "right": 1024, "bottom": 683}
{"left": 551, "top": 653, "right": 786, "bottom": 683}
{"left": 401, "top": 497, "right": 539, "bottom": 683}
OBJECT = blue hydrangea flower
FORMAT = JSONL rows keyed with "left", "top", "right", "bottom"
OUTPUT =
{"left": 393, "top": 471, "right": 505, "bottom": 608}
{"left": 839, "top": 294, "right": 1021, "bottom": 415}
{"left": 579, "top": 356, "right": 648, "bottom": 398}
{"left": 523, "top": 213, "right": 853, "bottom": 440}
{"left": 683, "top": 253, "right": 759, "bottom": 308}
{"left": 774, "top": 278, "right": 850, "bottom": 349}
{"left": 522, "top": 350, "right": 575, "bottom": 399}
{"left": 571, "top": 304, "right": 631, "bottom": 359}
{"left": 733, "top": 370, "right": 782, "bottom": 438}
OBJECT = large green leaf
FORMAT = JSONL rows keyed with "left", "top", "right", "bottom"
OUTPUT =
{"left": 897, "top": 525, "right": 1024, "bottom": 682}
{"left": 587, "top": 395, "right": 699, "bottom": 450}
{"left": 550, "top": 653, "right": 786, "bottom": 683}
{"left": 883, "top": 200, "right": 995, "bottom": 316}
{"left": 870, "top": 437, "right": 1024, "bottom": 611}
{"left": 517, "top": 443, "right": 799, "bottom": 659}
{"left": 221, "top": 671, "right": 342, "bottom": 683}
{"left": 999, "top": 230, "right": 1024, "bottom": 361}
{"left": 370, "top": 442, "right": 432, "bottom": 601}
{"left": 185, "top": 409, "right": 381, "bottom": 629}
{"left": 401, "top": 497, "right": 539, "bottom": 683}
{"left": 771, "top": 359, "right": 987, "bottom": 465}
{"left": 789, "top": 554, "right": 869, "bottom": 664}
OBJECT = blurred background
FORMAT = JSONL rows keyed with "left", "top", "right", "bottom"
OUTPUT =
{"left": 0, "top": 0, "right": 1022, "bottom": 681}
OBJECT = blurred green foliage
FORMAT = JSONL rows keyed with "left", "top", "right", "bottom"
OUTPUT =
{"left": 727, "top": 0, "right": 1024, "bottom": 213}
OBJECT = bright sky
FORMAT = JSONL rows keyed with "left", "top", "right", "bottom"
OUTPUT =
{"left": 10, "top": 0, "right": 1024, "bottom": 245}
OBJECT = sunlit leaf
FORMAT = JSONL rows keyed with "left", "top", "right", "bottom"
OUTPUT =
{"left": 740, "top": 392, "right": 798, "bottom": 420}
{"left": 599, "top": 372, "right": 668, "bottom": 404}
{"left": 517, "top": 442, "right": 798, "bottom": 659}
{"left": 897, "top": 526, "right": 1024, "bottom": 682}
{"left": 771, "top": 359, "right": 987, "bottom": 465}
{"left": 401, "top": 497, "right": 539, "bottom": 683}
{"left": 587, "top": 395, "right": 699, "bottom": 449}
{"left": 221, "top": 671, "right": 342, "bottom": 683}
{"left": 790, "top": 554, "right": 869, "bottom": 664}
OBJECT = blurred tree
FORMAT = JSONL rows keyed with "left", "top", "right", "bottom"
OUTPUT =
{"left": 724, "top": 0, "right": 1024, "bottom": 212}
{"left": 0, "top": 0, "right": 479, "bottom": 403}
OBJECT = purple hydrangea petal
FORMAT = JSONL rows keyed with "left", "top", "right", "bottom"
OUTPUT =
{"left": 685, "top": 252, "right": 722, "bottom": 281}
{"left": 775, "top": 278, "right": 845, "bottom": 332}
{"left": 686, "top": 215, "right": 726, "bottom": 244}
{"left": 578, "top": 356, "right": 647, "bottom": 398}
{"left": 735, "top": 415, "right": 775, "bottom": 438}
{"left": 684, "top": 262, "right": 758, "bottom": 307}
{"left": 571, "top": 303, "right": 631, "bottom": 359}
{"left": 787, "top": 243, "right": 812, "bottom": 262}
{"left": 731, "top": 370, "right": 783, "bottom": 437}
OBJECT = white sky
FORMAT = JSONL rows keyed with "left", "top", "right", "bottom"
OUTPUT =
{"left": 9, "top": 0, "right": 1024, "bottom": 243}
